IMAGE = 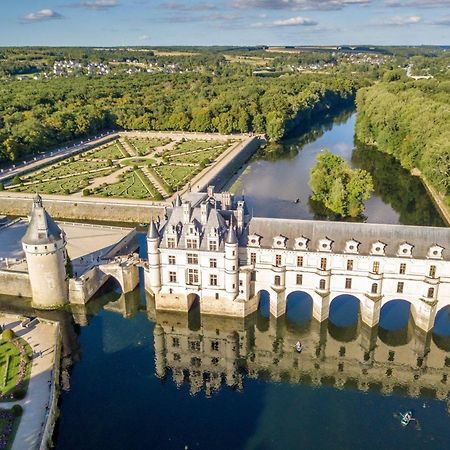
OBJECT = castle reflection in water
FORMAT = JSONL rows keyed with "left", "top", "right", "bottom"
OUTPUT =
{"left": 68, "top": 289, "right": 450, "bottom": 412}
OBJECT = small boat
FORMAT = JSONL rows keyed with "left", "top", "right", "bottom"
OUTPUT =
{"left": 294, "top": 198, "right": 300, "bottom": 204}
{"left": 400, "top": 411, "right": 414, "bottom": 426}
{"left": 295, "top": 341, "right": 303, "bottom": 353}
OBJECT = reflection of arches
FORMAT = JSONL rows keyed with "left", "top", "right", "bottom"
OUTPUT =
{"left": 256, "top": 290, "right": 270, "bottom": 332}
{"left": 432, "top": 306, "right": 450, "bottom": 351}
{"left": 188, "top": 294, "right": 200, "bottom": 332}
{"left": 285, "top": 291, "right": 312, "bottom": 333}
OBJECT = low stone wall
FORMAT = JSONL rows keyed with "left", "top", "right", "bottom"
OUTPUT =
{"left": 69, "top": 266, "right": 109, "bottom": 305}
{"left": 0, "top": 192, "right": 168, "bottom": 223}
{"left": 0, "top": 269, "right": 31, "bottom": 298}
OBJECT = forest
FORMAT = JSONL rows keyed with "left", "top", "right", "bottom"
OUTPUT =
{"left": 0, "top": 70, "right": 358, "bottom": 163}
{"left": 355, "top": 77, "right": 450, "bottom": 204}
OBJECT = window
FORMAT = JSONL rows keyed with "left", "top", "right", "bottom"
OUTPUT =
{"left": 210, "top": 258, "right": 217, "bottom": 268}
{"left": 274, "top": 275, "right": 281, "bottom": 286}
{"left": 215, "top": 293, "right": 219, "bottom": 299}
{"left": 275, "top": 254, "right": 282, "bottom": 266}
{"left": 211, "top": 341, "right": 219, "bottom": 351}
{"left": 189, "top": 340, "right": 201, "bottom": 351}
{"left": 427, "top": 287, "right": 434, "bottom": 298}
{"left": 167, "top": 237, "right": 176, "bottom": 249}
{"left": 187, "top": 253, "right": 198, "bottom": 264}
{"left": 169, "top": 271, "right": 177, "bottom": 283}
{"left": 320, "top": 258, "right": 327, "bottom": 270}
{"left": 209, "top": 241, "right": 217, "bottom": 251}
{"left": 372, "top": 261, "right": 379, "bottom": 274}
{"left": 399, "top": 263, "right": 406, "bottom": 275}
{"left": 345, "top": 278, "right": 352, "bottom": 289}
{"left": 168, "top": 255, "right": 176, "bottom": 265}
{"left": 186, "top": 239, "right": 198, "bottom": 249}
{"left": 297, "top": 256, "right": 303, "bottom": 267}
{"left": 210, "top": 274, "right": 218, "bottom": 286}
{"left": 319, "top": 279, "right": 326, "bottom": 290}
{"left": 296, "top": 274, "right": 303, "bottom": 285}
{"left": 250, "top": 252, "right": 256, "bottom": 265}
{"left": 371, "top": 283, "right": 378, "bottom": 294}
{"left": 347, "top": 259, "right": 353, "bottom": 271}
{"left": 187, "top": 269, "right": 199, "bottom": 285}
{"left": 173, "top": 353, "right": 181, "bottom": 361}
{"left": 397, "top": 282, "right": 404, "bottom": 294}
{"left": 172, "top": 337, "right": 180, "bottom": 348}
{"left": 429, "top": 265, "right": 436, "bottom": 278}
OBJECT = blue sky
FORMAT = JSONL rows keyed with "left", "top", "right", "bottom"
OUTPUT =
{"left": 1, "top": 1, "right": 449, "bottom": 46}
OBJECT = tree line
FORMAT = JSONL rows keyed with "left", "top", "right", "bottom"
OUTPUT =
{"left": 0, "top": 71, "right": 358, "bottom": 163}
{"left": 355, "top": 77, "right": 450, "bottom": 201}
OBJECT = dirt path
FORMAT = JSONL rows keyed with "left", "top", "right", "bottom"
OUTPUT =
{"left": 141, "top": 167, "right": 170, "bottom": 198}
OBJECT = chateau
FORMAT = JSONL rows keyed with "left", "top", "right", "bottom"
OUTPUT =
{"left": 146, "top": 187, "right": 450, "bottom": 333}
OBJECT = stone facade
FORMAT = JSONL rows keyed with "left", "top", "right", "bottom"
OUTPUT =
{"left": 146, "top": 188, "right": 450, "bottom": 332}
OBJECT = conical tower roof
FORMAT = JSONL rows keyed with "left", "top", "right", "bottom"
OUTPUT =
{"left": 22, "top": 195, "right": 64, "bottom": 245}
{"left": 148, "top": 219, "right": 160, "bottom": 239}
{"left": 174, "top": 192, "right": 182, "bottom": 207}
{"left": 226, "top": 225, "right": 237, "bottom": 245}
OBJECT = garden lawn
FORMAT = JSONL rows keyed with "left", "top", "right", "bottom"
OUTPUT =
{"left": 95, "top": 170, "right": 161, "bottom": 200}
{"left": 0, "top": 409, "right": 21, "bottom": 450}
{"left": 89, "top": 141, "right": 128, "bottom": 159}
{"left": 12, "top": 168, "right": 115, "bottom": 195}
{"left": 165, "top": 140, "right": 224, "bottom": 156}
{"left": 168, "top": 147, "right": 223, "bottom": 164}
{"left": 0, "top": 338, "right": 32, "bottom": 400}
{"left": 128, "top": 138, "right": 171, "bottom": 156}
{"left": 154, "top": 165, "right": 198, "bottom": 191}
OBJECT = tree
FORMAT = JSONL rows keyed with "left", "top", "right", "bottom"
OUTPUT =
{"left": 309, "top": 149, "right": 373, "bottom": 217}
{"left": 12, "top": 175, "right": 22, "bottom": 185}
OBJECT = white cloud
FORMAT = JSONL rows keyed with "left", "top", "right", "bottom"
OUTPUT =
{"left": 253, "top": 15, "right": 318, "bottom": 27}
{"left": 23, "top": 9, "right": 63, "bottom": 22}
{"left": 384, "top": 15, "right": 422, "bottom": 25}
{"left": 233, "top": 0, "right": 370, "bottom": 11}
{"left": 385, "top": 0, "right": 450, "bottom": 7}
{"left": 78, "top": 0, "right": 119, "bottom": 10}
{"left": 139, "top": 34, "right": 151, "bottom": 41}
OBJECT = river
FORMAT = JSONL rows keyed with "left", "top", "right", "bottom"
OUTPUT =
{"left": 50, "top": 108, "right": 450, "bottom": 449}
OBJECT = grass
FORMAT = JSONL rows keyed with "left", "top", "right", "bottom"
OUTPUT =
{"left": 121, "top": 158, "right": 156, "bottom": 167}
{"left": 128, "top": 138, "right": 172, "bottom": 156}
{"left": 0, "top": 338, "right": 32, "bottom": 401}
{"left": 165, "top": 140, "right": 224, "bottom": 156}
{"left": 12, "top": 168, "right": 115, "bottom": 195}
{"left": 89, "top": 141, "right": 128, "bottom": 159}
{"left": 154, "top": 165, "right": 199, "bottom": 191}
{"left": 95, "top": 169, "right": 161, "bottom": 200}
{"left": 23, "top": 160, "right": 111, "bottom": 181}
{"left": 167, "top": 148, "right": 223, "bottom": 164}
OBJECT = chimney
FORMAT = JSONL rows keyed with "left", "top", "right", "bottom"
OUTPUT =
{"left": 182, "top": 201, "right": 191, "bottom": 224}
{"left": 200, "top": 202, "right": 209, "bottom": 225}
{"left": 207, "top": 185, "right": 215, "bottom": 198}
{"left": 222, "top": 192, "right": 232, "bottom": 210}
{"left": 237, "top": 201, "right": 245, "bottom": 233}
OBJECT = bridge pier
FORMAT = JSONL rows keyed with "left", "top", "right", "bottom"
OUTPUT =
{"left": 312, "top": 293, "right": 330, "bottom": 323}
{"left": 360, "top": 295, "right": 382, "bottom": 329}
{"left": 411, "top": 298, "right": 438, "bottom": 333}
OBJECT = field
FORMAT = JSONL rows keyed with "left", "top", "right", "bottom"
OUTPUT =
{"left": 7, "top": 134, "right": 239, "bottom": 200}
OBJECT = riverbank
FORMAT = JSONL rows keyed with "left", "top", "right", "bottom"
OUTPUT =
{"left": 411, "top": 168, "right": 450, "bottom": 226}
{"left": 0, "top": 314, "right": 60, "bottom": 450}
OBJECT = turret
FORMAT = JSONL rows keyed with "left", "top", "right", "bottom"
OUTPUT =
{"left": 147, "top": 219, "right": 161, "bottom": 293}
{"left": 153, "top": 324, "right": 167, "bottom": 379}
{"left": 21, "top": 195, "right": 68, "bottom": 309}
{"left": 174, "top": 192, "right": 182, "bottom": 207}
{"left": 224, "top": 224, "right": 239, "bottom": 296}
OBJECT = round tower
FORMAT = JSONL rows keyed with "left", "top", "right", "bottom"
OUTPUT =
{"left": 21, "top": 195, "right": 68, "bottom": 309}
{"left": 224, "top": 225, "right": 239, "bottom": 296}
{"left": 153, "top": 324, "right": 167, "bottom": 379}
{"left": 147, "top": 219, "right": 161, "bottom": 293}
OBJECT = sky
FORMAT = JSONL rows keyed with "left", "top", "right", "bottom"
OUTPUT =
{"left": 1, "top": 0, "right": 449, "bottom": 46}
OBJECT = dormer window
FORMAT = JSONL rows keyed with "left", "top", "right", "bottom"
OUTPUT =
{"left": 273, "top": 235, "right": 287, "bottom": 249}
{"left": 371, "top": 241, "right": 386, "bottom": 256}
{"left": 428, "top": 245, "right": 444, "bottom": 260}
{"left": 208, "top": 239, "right": 217, "bottom": 251}
{"left": 345, "top": 239, "right": 360, "bottom": 254}
{"left": 398, "top": 242, "right": 413, "bottom": 257}
{"left": 318, "top": 237, "right": 333, "bottom": 252}
{"left": 248, "top": 234, "right": 261, "bottom": 247}
{"left": 295, "top": 236, "right": 309, "bottom": 251}
{"left": 186, "top": 238, "right": 198, "bottom": 249}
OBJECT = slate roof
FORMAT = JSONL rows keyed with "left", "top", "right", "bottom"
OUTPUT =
{"left": 242, "top": 217, "right": 450, "bottom": 260}
{"left": 22, "top": 195, "right": 64, "bottom": 246}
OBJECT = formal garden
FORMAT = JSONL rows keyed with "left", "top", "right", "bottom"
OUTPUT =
{"left": 5, "top": 134, "right": 239, "bottom": 200}
{"left": 0, "top": 328, "right": 31, "bottom": 450}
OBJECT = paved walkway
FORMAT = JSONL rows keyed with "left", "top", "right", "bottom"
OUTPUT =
{"left": 0, "top": 314, "right": 59, "bottom": 450}
{"left": 119, "top": 138, "right": 137, "bottom": 157}
{"left": 0, "top": 133, "right": 117, "bottom": 184}
{"left": 141, "top": 167, "right": 170, "bottom": 198}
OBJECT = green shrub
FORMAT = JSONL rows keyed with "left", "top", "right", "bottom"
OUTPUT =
{"left": 82, "top": 189, "right": 90, "bottom": 196}
{"left": 12, "top": 176, "right": 22, "bottom": 185}
{"left": 2, "top": 329, "right": 15, "bottom": 341}
{"left": 64, "top": 189, "right": 70, "bottom": 195}
{"left": 0, "top": 182, "right": 4, "bottom": 191}
{"left": 11, "top": 404, "right": 23, "bottom": 416}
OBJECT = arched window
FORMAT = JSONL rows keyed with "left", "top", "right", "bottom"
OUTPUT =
{"left": 274, "top": 275, "right": 281, "bottom": 286}
{"left": 319, "top": 279, "right": 326, "bottom": 290}
{"left": 427, "top": 287, "right": 434, "bottom": 298}
{"left": 371, "top": 283, "right": 378, "bottom": 294}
